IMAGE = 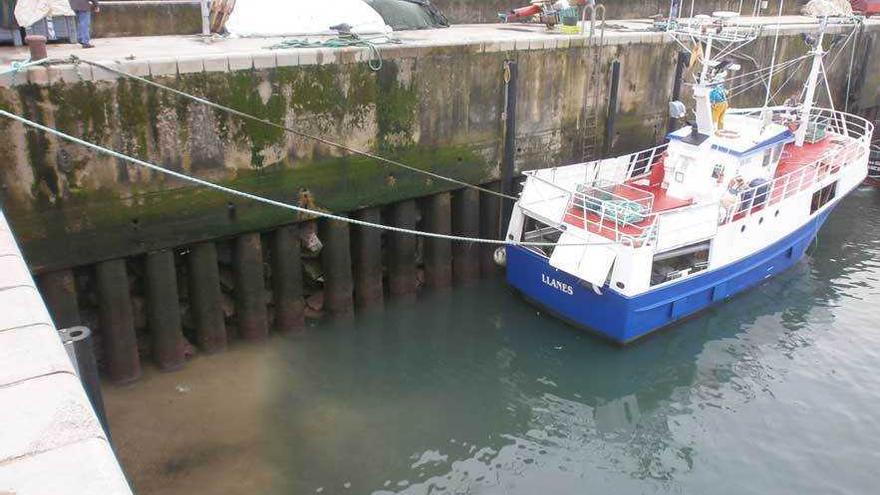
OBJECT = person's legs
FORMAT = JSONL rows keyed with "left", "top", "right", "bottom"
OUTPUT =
{"left": 75, "top": 10, "right": 91, "bottom": 46}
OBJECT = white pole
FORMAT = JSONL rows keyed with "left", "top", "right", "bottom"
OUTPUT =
{"left": 201, "top": 0, "right": 211, "bottom": 36}
{"left": 795, "top": 18, "right": 826, "bottom": 147}
{"left": 699, "top": 35, "right": 713, "bottom": 85}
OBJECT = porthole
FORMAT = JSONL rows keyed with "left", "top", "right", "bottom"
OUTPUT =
{"left": 774, "top": 210, "right": 780, "bottom": 217}
{"left": 758, "top": 217, "right": 764, "bottom": 225}
{"left": 740, "top": 225, "right": 746, "bottom": 233}
{"left": 616, "top": 281, "right": 626, "bottom": 289}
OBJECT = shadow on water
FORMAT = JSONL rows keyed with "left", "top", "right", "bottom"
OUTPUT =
{"left": 104, "top": 188, "right": 880, "bottom": 495}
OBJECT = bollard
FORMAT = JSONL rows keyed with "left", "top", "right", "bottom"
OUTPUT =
{"left": 95, "top": 259, "right": 141, "bottom": 384}
{"left": 25, "top": 35, "right": 47, "bottom": 61}
{"left": 271, "top": 225, "right": 306, "bottom": 332}
{"left": 188, "top": 242, "right": 227, "bottom": 353}
{"left": 352, "top": 208, "right": 384, "bottom": 308}
{"left": 423, "top": 192, "right": 453, "bottom": 290}
{"left": 480, "top": 182, "right": 502, "bottom": 277}
{"left": 59, "top": 326, "right": 109, "bottom": 439}
{"left": 38, "top": 269, "right": 81, "bottom": 329}
{"left": 320, "top": 218, "right": 354, "bottom": 318}
{"left": 145, "top": 250, "right": 187, "bottom": 371}
{"left": 388, "top": 200, "right": 418, "bottom": 301}
{"left": 453, "top": 188, "right": 481, "bottom": 285}
{"left": 233, "top": 233, "right": 269, "bottom": 340}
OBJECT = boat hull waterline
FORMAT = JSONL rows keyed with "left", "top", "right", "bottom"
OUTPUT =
{"left": 505, "top": 207, "right": 833, "bottom": 344}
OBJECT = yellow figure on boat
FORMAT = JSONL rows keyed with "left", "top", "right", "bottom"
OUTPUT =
{"left": 710, "top": 81, "right": 728, "bottom": 130}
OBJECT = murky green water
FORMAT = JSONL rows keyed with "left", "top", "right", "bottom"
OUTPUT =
{"left": 105, "top": 188, "right": 880, "bottom": 495}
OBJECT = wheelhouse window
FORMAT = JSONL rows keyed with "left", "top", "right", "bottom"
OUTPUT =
{"left": 810, "top": 181, "right": 837, "bottom": 214}
{"left": 521, "top": 215, "right": 563, "bottom": 258}
{"left": 650, "top": 241, "right": 710, "bottom": 286}
{"left": 762, "top": 144, "right": 783, "bottom": 169}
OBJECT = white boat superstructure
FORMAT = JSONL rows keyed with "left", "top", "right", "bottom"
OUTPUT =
{"left": 501, "top": 10, "right": 873, "bottom": 343}
{"left": 507, "top": 107, "right": 871, "bottom": 295}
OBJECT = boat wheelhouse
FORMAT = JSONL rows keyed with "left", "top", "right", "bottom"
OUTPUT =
{"left": 500, "top": 12, "right": 873, "bottom": 344}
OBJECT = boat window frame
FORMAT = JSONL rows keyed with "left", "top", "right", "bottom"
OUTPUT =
{"left": 649, "top": 240, "right": 711, "bottom": 287}
{"left": 520, "top": 214, "right": 565, "bottom": 258}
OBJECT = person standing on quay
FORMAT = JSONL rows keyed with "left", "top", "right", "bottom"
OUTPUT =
{"left": 69, "top": 0, "right": 99, "bottom": 48}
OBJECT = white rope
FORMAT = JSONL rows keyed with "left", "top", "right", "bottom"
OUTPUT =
{"left": 69, "top": 57, "right": 517, "bottom": 202}
{"left": 0, "top": 108, "right": 617, "bottom": 248}
{"left": 767, "top": 57, "right": 808, "bottom": 104}
{"left": 726, "top": 57, "right": 805, "bottom": 97}
{"left": 0, "top": 57, "right": 53, "bottom": 78}
{"left": 844, "top": 25, "right": 859, "bottom": 113}
{"left": 763, "top": 0, "right": 784, "bottom": 107}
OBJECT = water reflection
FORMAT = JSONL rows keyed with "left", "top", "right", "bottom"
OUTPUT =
{"left": 104, "top": 189, "right": 880, "bottom": 495}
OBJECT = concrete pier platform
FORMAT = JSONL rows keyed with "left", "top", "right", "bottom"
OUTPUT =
{"left": 1, "top": 16, "right": 871, "bottom": 79}
{"left": 0, "top": 211, "right": 132, "bottom": 494}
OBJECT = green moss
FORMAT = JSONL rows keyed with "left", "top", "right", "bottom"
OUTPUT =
{"left": 14, "top": 143, "right": 493, "bottom": 270}
{"left": 116, "top": 78, "right": 150, "bottom": 158}
{"left": 226, "top": 70, "right": 287, "bottom": 169}
{"left": 376, "top": 61, "right": 418, "bottom": 151}
{"left": 17, "top": 84, "right": 59, "bottom": 206}
{"left": 47, "top": 81, "right": 112, "bottom": 143}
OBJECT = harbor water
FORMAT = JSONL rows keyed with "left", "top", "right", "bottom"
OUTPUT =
{"left": 103, "top": 187, "right": 880, "bottom": 495}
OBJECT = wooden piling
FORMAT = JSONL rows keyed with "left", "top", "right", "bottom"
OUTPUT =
{"left": 95, "top": 259, "right": 141, "bottom": 384}
{"left": 480, "top": 182, "right": 502, "bottom": 277}
{"left": 38, "top": 269, "right": 81, "bottom": 329}
{"left": 187, "top": 242, "right": 227, "bottom": 353}
{"left": 453, "top": 188, "right": 481, "bottom": 285}
{"left": 388, "top": 200, "right": 418, "bottom": 300}
{"left": 352, "top": 208, "right": 384, "bottom": 308}
{"left": 423, "top": 192, "right": 452, "bottom": 289}
{"left": 145, "top": 250, "right": 186, "bottom": 371}
{"left": 320, "top": 218, "right": 354, "bottom": 318}
{"left": 271, "top": 225, "right": 306, "bottom": 332}
{"left": 233, "top": 232, "right": 269, "bottom": 340}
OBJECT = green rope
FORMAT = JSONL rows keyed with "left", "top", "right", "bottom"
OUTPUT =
{"left": 266, "top": 34, "right": 397, "bottom": 71}
{"left": 8, "top": 58, "right": 29, "bottom": 84}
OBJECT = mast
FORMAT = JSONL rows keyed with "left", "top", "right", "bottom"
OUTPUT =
{"left": 694, "top": 32, "right": 715, "bottom": 135}
{"left": 795, "top": 16, "right": 827, "bottom": 147}
{"left": 699, "top": 34, "right": 713, "bottom": 85}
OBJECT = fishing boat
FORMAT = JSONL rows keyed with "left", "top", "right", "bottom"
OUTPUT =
{"left": 499, "top": 13, "right": 873, "bottom": 344}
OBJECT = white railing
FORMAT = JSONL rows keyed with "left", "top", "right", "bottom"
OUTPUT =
{"left": 519, "top": 107, "right": 872, "bottom": 249}
{"left": 721, "top": 107, "right": 873, "bottom": 223}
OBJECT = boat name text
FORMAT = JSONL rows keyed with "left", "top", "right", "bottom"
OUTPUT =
{"left": 542, "top": 274, "right": 574, "bottom": 295}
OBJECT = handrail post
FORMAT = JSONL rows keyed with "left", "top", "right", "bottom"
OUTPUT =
{"left": 201, "top": 0, "right": 211, "bottom": 36}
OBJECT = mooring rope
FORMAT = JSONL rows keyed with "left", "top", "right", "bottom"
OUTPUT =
{"left": 0, "top": 108, "right": 615, "bottom": 247}
{"left": 0, "top": 57, "right": 52, "bottom": 81}
{"left": 67, "top": 56, "right": 518, "bottom": 202}
{"left": 265, "top": 34, "right": 395, "bottom": 71}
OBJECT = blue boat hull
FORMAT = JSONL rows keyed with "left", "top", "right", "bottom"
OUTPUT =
{"left": 505, "top": 209, "right": 832, "bottom": 344}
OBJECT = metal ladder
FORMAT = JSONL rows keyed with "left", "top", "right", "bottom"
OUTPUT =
{"left": 578, "top": 4, "right": 606, "bottom": 163}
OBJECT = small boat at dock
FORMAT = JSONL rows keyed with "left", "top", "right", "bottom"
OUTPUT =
{"left": 499, "top": 12, "right": 873, "bottom": 344}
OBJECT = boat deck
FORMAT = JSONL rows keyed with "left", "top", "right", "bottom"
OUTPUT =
{"left": 562, "top": 135, "right": 841, "bottom": 241}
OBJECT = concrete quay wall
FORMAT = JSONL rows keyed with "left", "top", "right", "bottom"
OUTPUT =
{"left": 0, "top": 210, "right": 132, "bottom": 495}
